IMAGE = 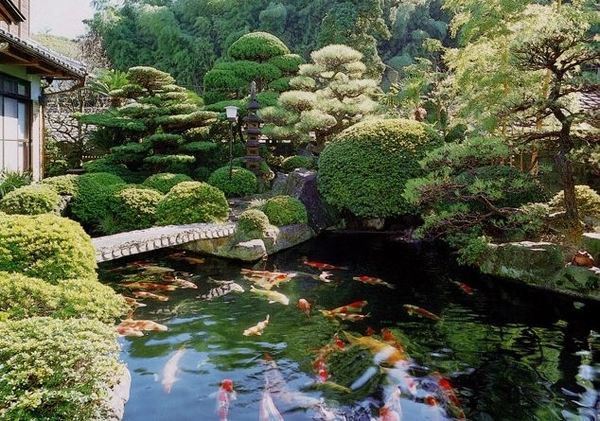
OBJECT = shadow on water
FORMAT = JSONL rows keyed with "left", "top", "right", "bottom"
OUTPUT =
{"left": 98, "top": 232, "right": 600, "bottom": 421}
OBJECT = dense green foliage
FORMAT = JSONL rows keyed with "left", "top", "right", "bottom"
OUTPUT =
{"left": 235, "top": 208, "right": 271, "bottom": 241}
{"left": 255, "top": 195, "right": 308, "bottom": 226}
{"left": 403, "top": 136, "right": 550, "bottom": 264}
{"left": 281, "top": 155, "right": 315, "bottom": 172}
{"left": 41, "top": 174, "right": 79, "bottom": 195}
{"left": 141, "top": 172, "right": 192, "bottom": 193}
{"left": 0, "top": 272, "right": 128, "bottom": 324}
{"left": 0, "top": 184, "right": 61, "bottom": 215}
{"left": 0, "top": 214, "right": 97, "bottom": 283}
{"left": 549, "top": 185, "right": 600, "bottom": 222}
{"left": 318, "top": 118, "right": 443, "bottom": 218}
{"left": 207, "top": 166, "right": 258, "bottom": 197}
{"left": 0, "top": 170, "right": 32, "bottom": 199}
{"left": 155, "top": 181, "right": 230, "bottom": 225}
{"left": 106, "top": 186, "right": 164, "bottom": 233}
{"left": 69, "top": 172, "right": 126, "bottom": 229}
{"left": 0, "top": 316, "right": 121, "bottom": 421}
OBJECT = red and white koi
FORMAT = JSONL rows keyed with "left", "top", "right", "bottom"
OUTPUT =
{"left": 352, "top": 275, "right": 395, "bottom": 289}
{"left": 430, "top": 372, "right": 465, "bottom": 420}
{"left": 343, "top": 331, "right": 408, "bottom": 367}
{"left": 243, "top": 314, "right": 270, "bottom": 336}
{"left": 162, "top": 346, "right": 186, "bottom": 393}
{"left": 162, "top": 275, "right": 197, "bottom": 289}
{"left": 216, "top": 379, "right": 236, "bottom": 421}
{"left": 302, "top": 258, "right": 347, "bottom": 270}
{"left": 451, "top": 280, "right": 474, "bottom": 295}
{"left": 259, "top": 388, "right": 284, "bottom": 421}
{"left": 403, "top": 304, "right": 440, "bottom": 321}
{"left": 328, "top": 312, "right": 371, "bottom": 322}
{"left": 381, "top": 328, "right": 405, "bottom": 353}
{"left": 329, "top": 300, "right": 369, "bottom": 315}
{"left": 378, "top": 386, "right": 403, "bottom": 421}
{"left": 381, "top": 367, "right": 417, "bottom": 396}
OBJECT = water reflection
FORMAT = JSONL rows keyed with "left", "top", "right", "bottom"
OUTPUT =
{"left": 98, "top": 232, "right": 600, "bottom": 421}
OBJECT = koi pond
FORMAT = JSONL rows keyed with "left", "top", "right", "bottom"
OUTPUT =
{"left": 98, "top": 232, "right": 600, "bottom": 421}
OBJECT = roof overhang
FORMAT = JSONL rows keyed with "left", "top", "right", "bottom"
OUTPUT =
{"left": 0, "top": 0, "right": 25, "bottom": 25}
{"left": 0, "top": 29, "right": 87, "bottom": 81}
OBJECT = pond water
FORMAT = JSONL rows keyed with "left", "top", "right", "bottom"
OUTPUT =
{"left": 98, "top": 232, "right": 600, "bottom": 421}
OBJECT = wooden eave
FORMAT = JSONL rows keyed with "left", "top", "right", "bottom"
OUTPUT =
{"left": 0, "top": 0, "right": 25, "bottom": 25}
{"left": 0, "top": 29, "right": 86, "bottom": 81}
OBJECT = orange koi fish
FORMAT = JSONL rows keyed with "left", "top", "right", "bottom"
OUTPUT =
{"left": 117, "top": 318, "right": 168, "bottom": 332}
{"left": 123, "top": 296, "right": 147, "bottom": 308}
{"left": 122, "top": 281, "right": 178, "bottom": 291}
{"left": 381, "top": 328, "right": 405, "bottom": 353}
{"left": 366, "top": 326, "right": 376, "bottom": 336}
{"left": 217, "top": 379, "right": 236, "bottom": 421}
{"left": 243, "top": 315, "right": 270, "bottom": 336}
{"left": 162, "top": 346, "right": 186, "bottom": 393}
{"left": 303, "top": 258, "right": 347, "bottom": 270}
{"left": 333, "top": 332, "right": 345, "bottom": 350}
{"left": 297, "top": 298, "right": 312, "bottom": 317}
{"left": 352, "top": 275, "right": 395, "bottom": 289}
{"left": 162, "top": 275, "right": 197, "bottom": 289}
{"left": 452, "top": 281, "right": 474, "bottom": 295}
{"left": 343, "top": 331, "right": 408, "bottom": 366}
{"left": 132, "top": 291, "right": 169, "bottom": 301}
{"left": 115, "top": 325, "right": 145, "bottom": 337}
{"left": 432, "top": 372, "right": 465, "bottom": 420}
{"left": 403, "top": 304, "right": 440, "bottom": 320}
{"left": 179, "top": 256, "right": 205, "bottom": 264}
{"left": 328, "top": 300, "right": 369, "bottom": 315}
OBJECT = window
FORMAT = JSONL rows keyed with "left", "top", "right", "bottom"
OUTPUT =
{"left": 0, "top": 73, "right": 30, "bottom": 173}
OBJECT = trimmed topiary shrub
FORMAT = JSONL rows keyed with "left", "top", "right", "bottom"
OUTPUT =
{"left": 0, "top": 184, "right": 61, "bottom": 215}
{"left": 155, "top": 181, "right": 230, "bottom": 225}
{"left": 69, "top": 172, "right": 126, "bottom": 228}
{"left": 256, "top": 195, "right": 308, "bottom": 226}
{"left": 236, "top": 208, "right": 271, "bottom": 241}
{"left": 106, "top": 186, "right": 164, "bottom": 233}
{"left": 141, "top": 172, "right": 193, "bottom": 194}
{"left": 318, "top": 118, "right": 443, "bottom": 218}
{"left": 0, "top": 316, "right": 122, "bottom": 421}
{"left": 281, "top": 155, "right": 315, "bottom": 172}
{"left": 548, "top": 185, "right": 600, "bottom": 220}
{"left": 0, "top": 272, "right": 128, "bottom": 323}
{"left": 41, "top": 174, "right": 79, "bottom": 195}
{"left": 0, "top": 213, "right": 97, "bottom": 283}
{"left": 227, "top": 31, "right": 290, "bottom": 62}
{"left": 208, "top": 166, "right": 258, "bottom": 197}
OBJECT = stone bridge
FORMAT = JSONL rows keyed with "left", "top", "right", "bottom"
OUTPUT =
{"left": 92, "top": 223, "right": 236, "bottom": 263}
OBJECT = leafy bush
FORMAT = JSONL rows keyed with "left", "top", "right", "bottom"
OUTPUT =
{"left": 0, "top": 213, "right": 97, "bottom": 283}
{"left": 69, "top": 172, "right": 126, "bottom": 228}
{"left": 281, "top": 155, "right": 315, "bottom": 172}
{"left": 256, "top": 195, "right": 308, "bottom": 226}
{"left": 318, "top": 118, "right": 443, "bottom": 218}
{"left": 192, "top": 166, "right": 212, "bottom": 182}
{"left": 141, "top": 172, "right": 192, "bottom": 193}
{"left": 0, "top": 170, "right": 32, "bottom": 198}
{"left": 0, "top": 184, "right": 61, "bottom": 215}
{"left": 208, "top": 166, "right": 258, "bottom": 197}
{"left": 236, "top": 209, "right": 271, "bottom": 241}
{"left": 548, "top": 185, "right": 600, "bottom": 220}
{"left": 0, "top": 316, "right": 122, "bottom": 421}
{"left": 227, "top": 31, "right": 290, "bottom": 62}
{"left": 0, "top": 272, "right": 128, "bottom": 323}
{"left": 106, "top": 186, "right": 163, "bottom": 233}
{"left": 155, "top": 181, "right": 230, "bottom": 225}
{"left": 82, "top": 157, "right": 147, "bottom": 184}
{"left": 41, "top": 174, "right": 79, "bottom": 195}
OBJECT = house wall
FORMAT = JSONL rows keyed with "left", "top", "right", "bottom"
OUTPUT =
{"left": 0, "top": 0, "right": 29, "bottom": 38}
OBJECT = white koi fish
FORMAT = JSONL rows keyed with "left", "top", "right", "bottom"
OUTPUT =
{"left": 243, "top": 315, "right": 270, "bottom": 336}
{"left": 250, "top": 285, "right": 290, "bottom": 305}
{"left": 259, "top": 388, "right": 284, "bottom": 421}
{"left": 162, "top": 346, "right": 186, "bottom": 393}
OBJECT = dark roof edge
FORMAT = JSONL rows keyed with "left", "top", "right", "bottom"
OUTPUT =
{"left": 1, "top": 0, "right": 26, "bottom": 23}
{"left": 0, "top": 28, "right": 87, "bottom": 79}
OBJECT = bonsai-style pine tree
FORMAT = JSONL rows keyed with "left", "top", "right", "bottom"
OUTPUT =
{"left": 77, "top": 66, "right": 217, "bottom": 175}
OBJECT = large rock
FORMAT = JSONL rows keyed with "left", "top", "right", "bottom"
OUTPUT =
{"left": 479, "top": 241, "right": 600, "bottom": 300}
{"left": 271, "top": 169, "right": 339, "bottom": 232}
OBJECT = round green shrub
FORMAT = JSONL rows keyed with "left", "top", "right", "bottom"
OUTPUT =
{"left": 107, "top": 186, "right": 164, "bottom": 233}
{"left": 0, "top": 213, "right": 97, "bottom": 283}
{"left": 318, "top": 118, "right": 443, "bottom": 218}
{"left": 548, "top": 185, "right": 600, "bottom": 220}
{"left": 0, "top": 272, "right": 128, "bottom": 323}
{"left": 141, "top": 172, "right": 192, "bottom": 194}
{"left": 0, "top": 316, "right": 122, "bottom": 421}
{"left": 257, "top": 195, "right": 308, "bottom": 226}
{"left": 155, "top": 181, "right": 230, "bottom": 225}
{"left": 236, "top": 208, "right": 271, "bottom": 240}
{"left": 0, "top": 184, "right": 61, "bottom": 215}
{"left": 227, "top": 31, "right": 290, "bottom": 62}
{"left": 208, "top": 166, "right": 258, "bottom": 197}
{"left": 69, "top": 172, "right": 126, "bottom": 227}
{"left": 192, "top": 166, "right": 212, "bottom": 182}
{"left": 82, "top": 157, "right": 146, "bottom": 183}
{"left": 281, "top": 155, "right": 315, "bottom": 172}
{"left": 41, "top": 174, "right": 79, "bottom": 195}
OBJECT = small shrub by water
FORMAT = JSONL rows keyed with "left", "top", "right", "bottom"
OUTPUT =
{"left": 106, "top": 186, "right": 164, "bottom": 233}
{"left": 69, "top": 172, "right": 126, "bottom": 228}
{"left": 155, "top": 181, "right": 230, "bottom": 225}
{"left": 208, "top": 165, "right": 258, "bottom": 197}
{"left": 255, "top": 195, "right": 308, "bottom": 226}
{"left": 236, "top": 208, "right": 271, "bottom": 241}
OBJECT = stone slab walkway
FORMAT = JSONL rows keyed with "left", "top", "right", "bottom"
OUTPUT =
{"left": 92, "top": 223, "right": 236, "bottom": 263}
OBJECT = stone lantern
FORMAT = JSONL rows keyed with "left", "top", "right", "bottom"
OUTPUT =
{"left": 244, "top": 81, "right": 262, "bottom": 175}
